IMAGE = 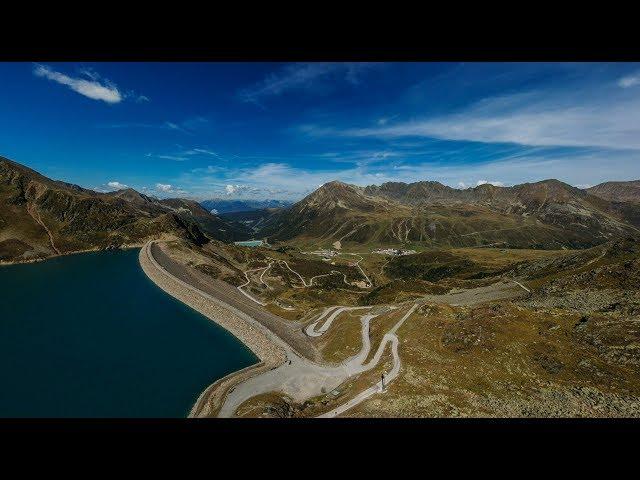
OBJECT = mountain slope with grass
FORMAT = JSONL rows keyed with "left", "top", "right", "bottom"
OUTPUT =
{"left": 0, "top": 156, "right": 243, "bottom": 262}
{"left": 587, "top": 180, "right": 640, "bottom": 203}
{"left": 258, "top": 179, "right": 639, "bottom": 249}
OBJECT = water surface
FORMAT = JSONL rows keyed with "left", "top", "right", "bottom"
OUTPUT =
{"left": 234, "top": 240, "right": 264, "bottom": 247}
{"left": 0, "top": 249, "right": 256, "bottom": 417}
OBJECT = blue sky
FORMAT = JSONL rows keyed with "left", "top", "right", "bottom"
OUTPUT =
{"left": 1, "top": 62, "right": 640, "bottom": 200}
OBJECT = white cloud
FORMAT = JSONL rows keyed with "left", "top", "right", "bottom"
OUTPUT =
{"left": 156, "top": 183, "right": 173, "bottom": 192}
{"left": 618, "top": 73, "right": 640, "bottom": 88}
{"left": 337, "top": 87, "right": 640, "bottom": 150}
{"left": 224, "top": 184, "right": 259, "bottom": 196}
{"left": 175, "top": 146, "right": 640, "bottom": 202}
{"left": 376, "top": 114, "right": 398, "bottom": 126}
{"left": 34, "top": 64, "right": 123, "bottom": 104}
{"left": 107, "top": 181, "right": 128, "bottom": 190}
{"left": 154, "top": 183, "right": 187, "bottom": 197}
{"left": 476, "top": 180, "right": 505, "bottom": 187}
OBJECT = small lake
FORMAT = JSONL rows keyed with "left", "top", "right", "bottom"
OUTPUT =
{"left": 0, "top": 249, "right": 256, "bottom": 417}
{"left": 234, "top": 240, "right": 264, "bottom": 247}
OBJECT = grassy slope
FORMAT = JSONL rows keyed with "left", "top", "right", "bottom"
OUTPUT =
{"left": 0, "top": 157, "right": 215, "bottom": 262}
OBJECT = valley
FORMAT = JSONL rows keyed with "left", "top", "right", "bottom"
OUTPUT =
{"left": 2, "top": 156, "right": 640, "bottom": 418}
{"left": 149, "top": 231, "right": 640, "bottom": 418}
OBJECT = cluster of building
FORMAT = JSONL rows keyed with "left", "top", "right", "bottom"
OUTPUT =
{"left": 372, "top": 248, "right": 417, "bottom": 256}
{"left": 304, "top": 249, "right": 340, "bottom": 262}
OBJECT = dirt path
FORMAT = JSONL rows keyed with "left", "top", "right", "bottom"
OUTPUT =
{"left": 305, "top": 306, "right": 371, "bottom": 337}
{"left": 416, "top": 279, "right": 528, "bottom": 306}
{"left": 238, "top": 263, "right": 272, "bottom": 305}
{"left": 248, "top": 258, "right": 370, "bottom": 295}
{"left": 317, "top": 304, "right": 417, "bottom": 417}
{"left": 27, "top": 203, "right": 61, "bottom": 255}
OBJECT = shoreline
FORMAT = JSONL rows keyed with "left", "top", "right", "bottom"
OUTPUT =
{"left": 138, "top": 241, "right": 288, "bottom": 418}
{"left": 0, "top": 243, "right": 144, "bottom": 268}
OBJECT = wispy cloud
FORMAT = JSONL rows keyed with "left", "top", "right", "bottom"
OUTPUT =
{"left": 144, "top": 146, "right": 221, "bottom": 162}
{"left": 154, "top": 183, "right": 187, "bottom": 196}
{"left": 99, "top": 121, "right": 188, "bottom": 133}
{"left": 98, "top": 118, "right": 207, "bottom": 135}
{"left": 174, "top": 146, "right": 640, "bottom": 201}
{"left": 324, "top": 87, "right": 640, "bottom": 151}
{"left": 225, "top": 184, "right": 259, "bottom": 195}
{"left": 34, "top": 64, "right": 123, "bottom": 104}
{"left": 239, "top": 63, "right": 382, "bottom": 104}
{"left": 182, "top": 148, "right": 220, "bottom": 157}
{"left": 618, "top": 72, "right": 640, "bottom": 88}
{"left": 107, "top": 181, "right": 128, "bottom": 190}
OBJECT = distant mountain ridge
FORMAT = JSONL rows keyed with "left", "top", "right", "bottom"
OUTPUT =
{"left": 200, "top": 198, "right": 292, "bottom": 214}
{"left": 587, "top": 180, "right": 640, "bottom": 203}
{"left": 258, "top": 179, "right": 640, "bottom": 249}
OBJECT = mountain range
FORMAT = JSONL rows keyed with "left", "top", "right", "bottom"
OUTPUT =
{"left": 258, "top": 179, "right": 640, "bottom": 249}
{"left": 2, "top": 155, "right": 640, "bottom": 262}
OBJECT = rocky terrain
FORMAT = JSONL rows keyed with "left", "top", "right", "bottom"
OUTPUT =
{"left": 587, "top": 180, "right": 640, "bottom": 203}
{"left": 207, "top": 234, "right": 640, "bottom": 418}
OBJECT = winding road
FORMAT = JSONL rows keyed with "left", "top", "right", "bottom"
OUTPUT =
{"left": 146, "top": 240, "right": 528, "bottom": 418}
{"left": 218, "top": 302, "right": 417, "bottom": 418}
{"left": 304, "top": 305, "right": 371, "bottom": 337}
{"left": 237, "top": 255, "right": 372, "bottom": 307}
{"left": 237, "top": 263, "right": 272, "bottom": 305}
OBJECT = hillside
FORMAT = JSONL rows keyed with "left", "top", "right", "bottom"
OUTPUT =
{"left": 0, "top": 157, "right": 240, "bottom": 262}
{"left": 587, "top": 180, "right": 640, "bottom": 203}
{"left": 157, "top": 197, "right": 251, "bottom": 241}
{"left": 259, "top": 179, "right": 639, "bottom": 249}
{"left": 220, "top": 208, "right": 282, "bottom": 237}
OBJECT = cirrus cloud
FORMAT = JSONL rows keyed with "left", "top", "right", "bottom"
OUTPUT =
{"left": 239, "top": 62, "right": 383, "bottom": 104}
{"left": 330, "top": 87, "right": 640, "bottom": 151}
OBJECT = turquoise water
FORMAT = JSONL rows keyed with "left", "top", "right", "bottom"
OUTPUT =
{"left": 0, "top": 249, "right": 256, "bottom": 417}
{"left": 234, "top": 240, "right": 263, "bottom": 247}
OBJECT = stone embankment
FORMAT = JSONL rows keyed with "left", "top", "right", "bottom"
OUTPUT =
{"left": 138, "top": 241, "right": 286, "bottom": 417}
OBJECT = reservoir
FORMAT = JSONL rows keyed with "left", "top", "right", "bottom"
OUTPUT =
{"left": 0, "top": 249, "right": 256, "bottom": 417}
{"left": 234, "top": 240, "right": 264, "bottom": 247}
